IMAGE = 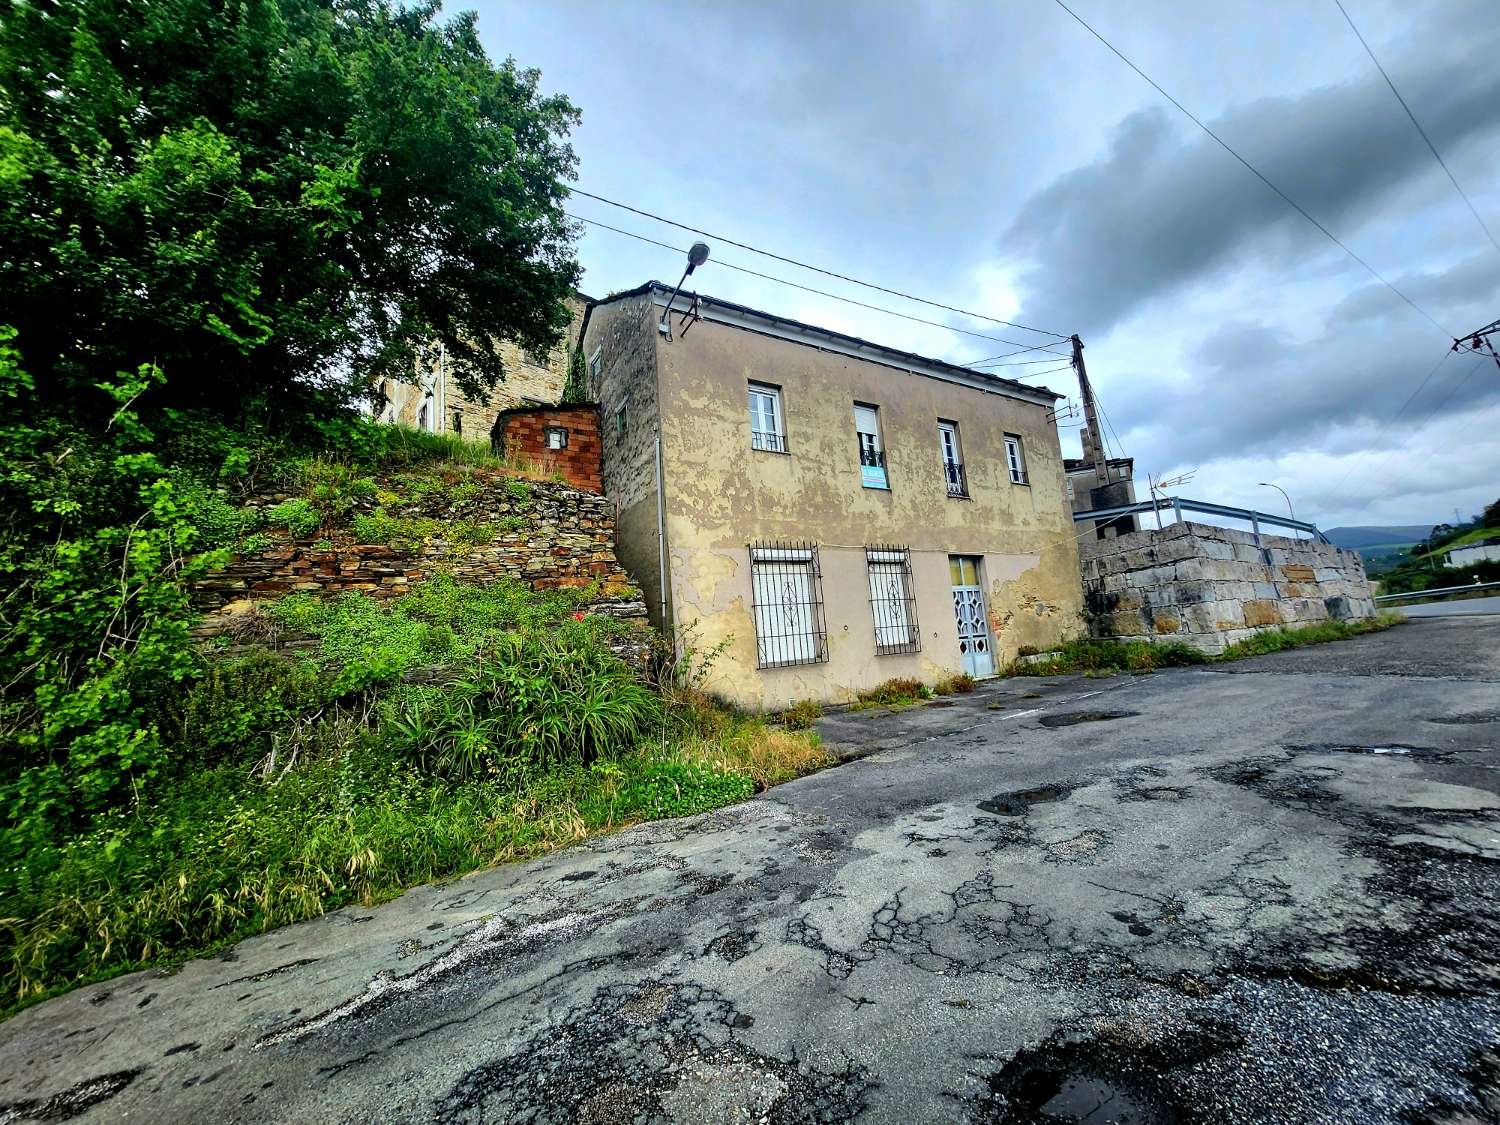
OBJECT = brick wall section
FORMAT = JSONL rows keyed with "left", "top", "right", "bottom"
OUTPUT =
{"left": 494, "top": 405, "right": 602, "bottom": 494}
{"left": 190, "top": 474, "right": 651, "bottom": 663}
{"left": 1079, "top": 520, "right": 1376, "bottom": 654}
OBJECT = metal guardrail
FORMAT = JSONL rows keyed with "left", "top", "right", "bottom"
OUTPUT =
{"left": 1072, "top": 495, "right": 1331, "bottom": 544}
{"left": 1374, "top": 581, "right": 1500, "bottom": 603}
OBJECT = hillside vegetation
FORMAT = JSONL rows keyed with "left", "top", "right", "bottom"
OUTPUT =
{"left": 1374, "top": 499, "right": 1500, "bottom": 595}
{"left": 0, "top": 0, "right": 829, "bottom": 1016}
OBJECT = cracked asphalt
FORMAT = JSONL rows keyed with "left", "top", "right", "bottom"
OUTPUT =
{"left": 3, "top": 616, "right": 1499, "bottom": 1124}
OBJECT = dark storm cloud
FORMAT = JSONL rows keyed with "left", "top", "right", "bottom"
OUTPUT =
{"left": 1001, "top": 26, "right": 1500, "bottom": 336}
{"left": 1103, "top": 250, "right": 1500, "bottom": 469}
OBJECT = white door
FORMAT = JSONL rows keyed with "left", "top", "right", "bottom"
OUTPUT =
{"left": 950, "top": 556, "right": 994, "bottom": 677}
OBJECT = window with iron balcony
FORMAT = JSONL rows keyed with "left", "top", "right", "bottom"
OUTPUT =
{"left": 939, "top": 420, "right": 967, "bottom": 498}
{"left": 855, "top": 403, "right": 888, "bottom": 489}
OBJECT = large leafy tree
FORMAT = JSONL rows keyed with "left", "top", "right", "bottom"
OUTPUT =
{"left": 0, "top": 0, "right": 582, "bottom": 409}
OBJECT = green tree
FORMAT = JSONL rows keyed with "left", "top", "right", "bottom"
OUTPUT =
{"left": 0, "top": 0, "right": 582, "bottom": 411}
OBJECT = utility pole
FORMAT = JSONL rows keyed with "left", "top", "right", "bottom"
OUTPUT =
{"left": 1071, "top": 335, "right": 1111, "bottom": 491}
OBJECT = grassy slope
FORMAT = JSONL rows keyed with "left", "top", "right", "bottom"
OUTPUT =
{"left": 1, "top": 441, "right": 831, "bottom": 1018}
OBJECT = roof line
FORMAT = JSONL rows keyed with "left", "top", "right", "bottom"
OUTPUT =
{"left": 587, "top": 282, "right": 1063, "bottom": 402}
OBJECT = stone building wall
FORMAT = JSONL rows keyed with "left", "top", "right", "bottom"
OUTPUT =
{"left": 494, "top": 405, "right": 602, "bottom": 494}
{"left": 579, "top": 291, "right": 668, "bottom": 625}
{"left": 377, "top": 294, "right": 588, "bottom": 441}
{"left": 191, "top": 473, "right": 650, "bottom": 663}
{"left": 1080, "top": 520, "right": 1375, "bottom": 654}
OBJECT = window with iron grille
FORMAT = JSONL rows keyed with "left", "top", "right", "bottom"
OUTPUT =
{"left": 749, "top": 542, "right": 828, "bottom": 669}
{"left": 749, "top": 382, "right": 787, "bottom": 452}
{"left": 1004, "top": 433, "right": 1028, "bottom": 485}
{"left": 866, "top": 546, "right": 920, "bottom": 654}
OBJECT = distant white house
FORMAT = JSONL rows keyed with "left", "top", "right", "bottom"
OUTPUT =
{"left": 1448, "top": 538, "right": 1500, "bottom": 567}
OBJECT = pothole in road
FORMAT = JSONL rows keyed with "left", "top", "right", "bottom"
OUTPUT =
{"left": 979, "top": 785, "right": 1071, "bottom": 816}
{"left": 1038, "top": 711, "right": 1139, "bottom": 728}
{"left": 1286, "top": 742, "right": 1452, "bottom": 760}
{"left": 974, "top": 1022, "right": 1240, "bottom": 1123}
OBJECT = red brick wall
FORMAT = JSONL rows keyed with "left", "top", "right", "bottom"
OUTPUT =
{"left": 496, "top": 406, "right": 602, "bottom": 494}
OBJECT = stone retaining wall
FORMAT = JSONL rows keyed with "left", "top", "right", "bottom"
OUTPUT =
{"left": 191, "top": 472, "right": 652, "bottom": 663}
{"left": 1079, "top": 520, "right": 1375, "bottom": 653}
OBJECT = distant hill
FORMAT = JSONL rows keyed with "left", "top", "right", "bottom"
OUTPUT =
{"left": 1323, "top": 525, "right": 1432, "bottom": 550}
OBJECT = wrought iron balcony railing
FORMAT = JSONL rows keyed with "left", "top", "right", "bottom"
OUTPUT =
{"left": 944, "top": 460, "right": 968, "bottom": 497}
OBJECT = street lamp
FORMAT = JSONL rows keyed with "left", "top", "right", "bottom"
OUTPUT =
{"left": 1258, "top": 482, "right": 1295, "bottom": 536}
{"left": 659, "top": 242, "right": 710, "bottom": 337}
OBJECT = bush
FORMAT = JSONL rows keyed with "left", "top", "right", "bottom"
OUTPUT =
{"left": 780, "top": 699, "right": 823, "bottom": 730}
{"left": 855, "top": 677, "right": 933, "bottom": 706}
{"left": 1007, "top": 638, "right": 1208, "bottom": 677}
{"left": 614, "top": 759, "right": 755, "bottom": 820}
{"left": 265, "top": 498, "right": 321, "bottom": 537}
{"left": 386, "top": 633, "right": 663, "bottom": 779}
{"left": 934, "top": 673, "right": 976, "bottom": 694}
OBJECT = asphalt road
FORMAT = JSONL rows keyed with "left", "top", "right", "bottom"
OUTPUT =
{"left": 1396, "top": 594, "right": 1500, "bottom": 617}
{"left": 3, "top": 617, "right": 1499, "bottom": 1124}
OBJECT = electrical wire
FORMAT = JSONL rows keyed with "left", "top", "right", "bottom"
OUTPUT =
{"left": 969, "top": 341, "right": 1075, "bottom": 364}
{"left": 1322, "top": 347, "right": 1455, "bottom": 502}
{"left": 1334, "top": 0, "right": 1500, "bottom": 261}
{"left": 570, "top": 212, "right": 1070, "bottom": 357}
{"left": 568, "top": 187, "right": 1071, "bottom": 340}
{"left": 1406, "top": 354, "right": 1490, "bottom": 438}
{"left": 971, "top": 355, "right": 1078, "bottom": 368}
{"left": 1049, "top": 0, "right": 1453, "bottom": 339}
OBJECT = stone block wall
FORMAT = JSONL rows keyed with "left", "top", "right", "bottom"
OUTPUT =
{"left": 376, "top": 294, "right": 588, "bottom": 440}
{"left": 1079, "top": 520, "right": 1375, "bottom": 653}
{"left": 493, "top": 405, "right": 602, "bottom": 494}
{"left": 190, "top": 473, "right": 651, "bottom": 663}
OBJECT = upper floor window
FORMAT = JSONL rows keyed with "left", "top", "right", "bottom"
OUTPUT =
{"left": 1004, "top": 434, "right": 1028, "bottom": 485}
{"left": 588, "top": 347, "right": 604, "bottom": 382}
{"left": 615, "top": 401, "right": 628, "bottom": 436}
{"left": 749, "top": 383, "right": 786, "bottom": 452}
{"left": 855, "top": 403, "right": 887, "bottom": 489}
{"left": 939, "top": 420, "right": 967, "bottom": 498}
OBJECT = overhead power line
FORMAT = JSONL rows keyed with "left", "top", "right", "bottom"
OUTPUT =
{"left": 1334, "top": 0, "right": 1500, "bottom": 262}
{"left": 1049, "top": 0, "right": 1453, "bottom": 338}
{"left": 570, "top": 212, "right": 1073, "bottom": 358}
{"left": 569, "top": 187, "right": 1071, "bottom": 340}
{"left": 1322, "top": 347, "right": 1455, "bottom": 502}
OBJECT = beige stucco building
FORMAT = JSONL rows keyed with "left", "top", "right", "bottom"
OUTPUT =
{"left": 374, "top": 294, "right": 588, "bottom": 442}
{"left": 580, "top": 282, "right": 1086, "bottom": 709}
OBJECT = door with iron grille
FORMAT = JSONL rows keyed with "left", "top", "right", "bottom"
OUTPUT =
{"left": 949, "top": 555, "right": 994, "bottom": 678}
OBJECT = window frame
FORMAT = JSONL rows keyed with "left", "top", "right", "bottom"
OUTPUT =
{"left": 855, "top": 402, "right": 888, "bottom": 490}
{"left": 588, "top": 347, "right": 604, "bottom": 382}
{"left": 748, "top": 381, "right": 787, "bottom": 453}
{"left": 1004, "top": 433, "right": 1029, "bottom": 485}
{"left": 866, "top": 546, "right": 921, "bottom": 655}
{"left": 938, "top": 420, "right": 967, "bottom": 498}
{"left": 615, "top": 400, "right": 628, "bottom": 437}
{"left": 748, "top": 542, "right": 829, "bottom": 670}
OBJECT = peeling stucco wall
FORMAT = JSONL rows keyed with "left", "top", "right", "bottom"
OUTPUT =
{"left": 635, "top": 306, "right": 1084, "bottom": 708}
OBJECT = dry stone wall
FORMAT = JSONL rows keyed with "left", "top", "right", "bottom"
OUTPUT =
{"left": 191, "top": 473, "right": 651, "bottom": 663}
{"left": 1079, "top": 520, "right": 1375, "bottom": 654}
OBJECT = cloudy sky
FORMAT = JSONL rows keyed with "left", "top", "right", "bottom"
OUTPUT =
{"left": 475, "top": 0, "right": 1500, "bottom": 531}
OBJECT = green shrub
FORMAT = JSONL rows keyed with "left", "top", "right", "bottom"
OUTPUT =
{"left": 780, "top": 699, "right": 823, "bottom": 730}
{"left": 854, "top": 677, "right": 933, "bottom": 707}
{"left": 387, "top": 633, "right": 662, "bottom": 779}
{"left": 165, "top": 650, "right": 331, "bottom": 765}
{"left": 350, "top": 508, "right": 494, "bottom": 554}
{"left": 265, "top": 498, "right": 321, "bottom": 537}
{"left": 934, "top": 673, "right": 976, "bottom": 694}
{"left": 616, "top": 759, "right": 755, "bottom": 820}
{"left": 1007, "top": 638, "right": 1208, "bottom": 676}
